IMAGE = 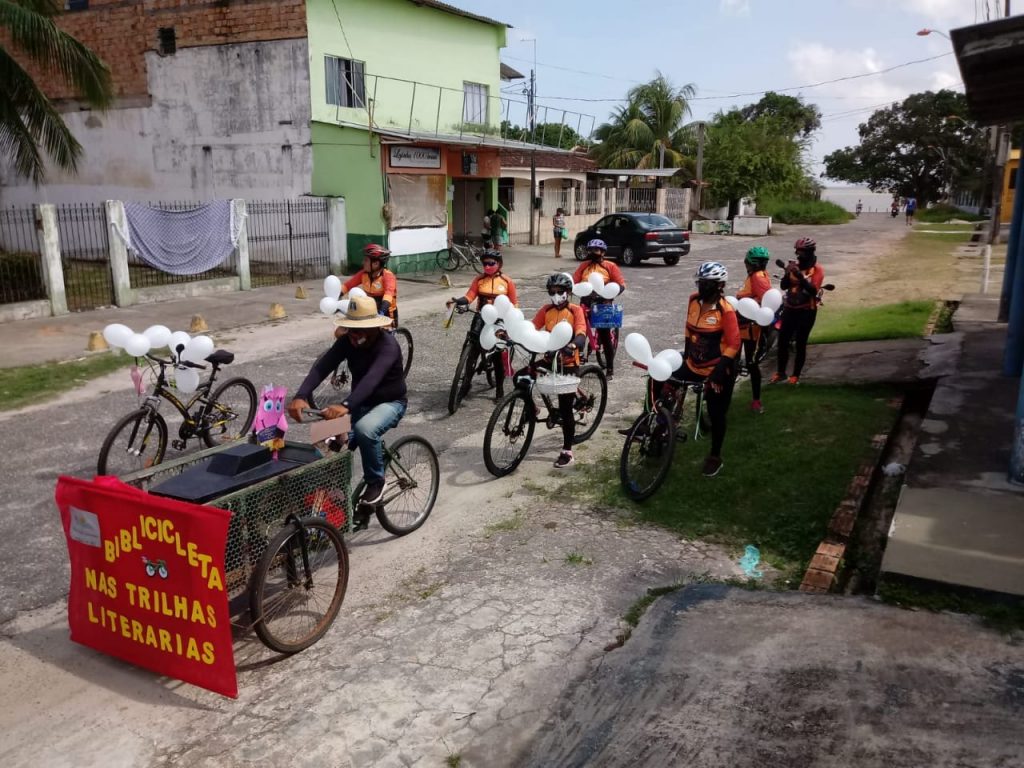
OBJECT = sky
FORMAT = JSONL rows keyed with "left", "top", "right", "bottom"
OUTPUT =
{"left": 454, "top": 0, "right": 1014, "bottom": 182}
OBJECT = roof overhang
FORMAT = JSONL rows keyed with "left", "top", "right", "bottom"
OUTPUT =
{"left": 408, "top": 1, "right": 509, "bottom": 29}
{"left": 952, "top": 15, "right": 1024, "bottom": 124}
{"left": 594, "top": 168, "right": 688, "bottom": 177}
{"left": 328, "top": 121, "right": 575, "bottom": 154}
{"left": 500, "top": 62, "right": 525, "bottom": 81}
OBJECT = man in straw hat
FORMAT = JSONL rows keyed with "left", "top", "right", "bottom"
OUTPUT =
{"left": 289, "top": 295, "right": 408, "bottom": 512}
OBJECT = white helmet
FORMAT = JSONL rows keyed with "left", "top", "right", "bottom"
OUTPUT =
{"left": 695, "top": 261, "right": 728, "bottom": 283}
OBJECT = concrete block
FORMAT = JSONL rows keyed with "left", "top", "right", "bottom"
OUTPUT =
{"left": 86, "top": 332, "right": 109, "bottom": 352}
{"left": 295, "top": 285, "right": 308, "bottom": 299}
{"left": 269, "top": 303, "right": 287, "bottom": 320}
{"left": 0, "top": 300, "right": 51, "bottom": 323}
{"left": 691, "top": 220, "right": 732, "bottom": 235}
{"left": 732, "top": 216, "right": 772, "bottom": 236}
{"left": 189, "top": 315, "right": 209, "bottom": 332}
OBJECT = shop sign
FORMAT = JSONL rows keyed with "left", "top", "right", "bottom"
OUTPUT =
{"left": 390, "top": 146, "right": 442, "bottom": 169}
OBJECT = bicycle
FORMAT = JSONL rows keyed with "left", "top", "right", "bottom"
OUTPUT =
{"left": 312, "top": 326, "right": 414, "bottom": 408}
{"left": 483, "top": 339, "right": 608, "bottom": 477}
{"left": 97, "top": 348, "right": 257, "bottom": 477}
{"left": 436, "top": 239, "right": 484, "bottom": 273}
{"left": 447, "top": 305, "right": 504, "bottom": 414}
{"left": 619, "top": 363, "right": 710, "bottom": 501}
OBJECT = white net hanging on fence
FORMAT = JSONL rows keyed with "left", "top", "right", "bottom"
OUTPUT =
{"left": 113, "top": 201, "right": 245, "bottom": 276}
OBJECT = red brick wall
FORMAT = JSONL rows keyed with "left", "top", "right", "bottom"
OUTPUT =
{"left": 19, "top": 0, "right": 307, "bottom": 101}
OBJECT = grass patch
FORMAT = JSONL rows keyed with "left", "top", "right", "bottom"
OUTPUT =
{"left": 878, "top": 581, "right": 1024, "bottom": 633}
{"left": 0, "top": 352, "right": 134, "bottom": 411}
{"left": 564, "top": 552, "right": 593, "bottom": 566}
{"left": 757, "top": 198, "right": 852, "bottom": 225}
{"left": 483, "top": 512, "right": 524, "bottom": 537}
{"left": 810, "top": 301, "right": 935, "bottom": 344}
{"left": 624, "top": 584, "right": 684, "bottom": 627}
{"left": 915, "top": 203, "right": 986, "bottom": 223}
{"left": 586, "top": 384, "right": 897, "bottom": 578}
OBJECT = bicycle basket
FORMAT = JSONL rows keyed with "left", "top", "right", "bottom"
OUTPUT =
{"left": 534, "top": 373, "right": 581, "bottom": 396}
{"left": 590, "top": 304, "right": 623, "bottom": 329}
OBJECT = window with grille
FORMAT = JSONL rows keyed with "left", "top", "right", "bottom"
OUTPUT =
{"left": 325, "top": 56, "right": 366, "bottom": 109}
{"left": 158, "top": 27, "right": 176, "bottom": 55}
{"left": 463, "top": 82, "right": 488, "bottom": 124}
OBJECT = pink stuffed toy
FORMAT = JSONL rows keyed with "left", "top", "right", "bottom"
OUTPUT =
{"left": 253, "top": 385, "right": 288, "bottom": 458}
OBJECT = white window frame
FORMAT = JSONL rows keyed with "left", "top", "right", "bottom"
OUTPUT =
{"left": 325, "top": 55, "right": 366, "bottom": 109}
{"left": 463, "top": 82, "right": 488, "bottom": 125}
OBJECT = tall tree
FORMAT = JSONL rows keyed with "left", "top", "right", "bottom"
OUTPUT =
{"left": 591, "top": 73, "right": 696, "bottom": 170}
{"left": 738, "top": 91, "right": 821, "bottom": 139}
{"left": 823, "top": 90, "right": 987, "bottom": 206}
{"left": 501, "top": 121, "right": 590, "bottom": 151}
{"left": 1, "top": 0, "right": 113, "bottom": 183}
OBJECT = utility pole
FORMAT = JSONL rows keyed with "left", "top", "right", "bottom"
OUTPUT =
{"left": 529, "top": 66, "right": 537, "bottom": 246}
{"left": 694, "top": 122, "right": 706, "bottom": 214}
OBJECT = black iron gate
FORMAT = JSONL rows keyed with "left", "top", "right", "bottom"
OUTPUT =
{"left": 247, "top": 199, "right": 331, "bottom": 285}
{"left": 0, "top": 207, "right": 45, "bottom": 305}
{"left": 56, "top": 203, "right": 115, "bottom": 311}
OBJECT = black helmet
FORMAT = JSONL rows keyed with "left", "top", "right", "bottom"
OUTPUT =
{"left": 482, "top": 248, "right": 503, "bottom": 263}
{"left": 546, "top": 272, "right": 573, "bottom": 293}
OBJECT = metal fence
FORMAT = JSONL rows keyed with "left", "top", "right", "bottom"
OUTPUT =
{"left": 56, "top": 203, "right": 114, "bottom": 311}
{"left": 663, "top": 188, "right": 689, "bottom": 227}
{"left": 247, "top": 199, "right": 331, "bottom": 285}
{"left": 0, "top": 207, "right": 45, "bottom": 305}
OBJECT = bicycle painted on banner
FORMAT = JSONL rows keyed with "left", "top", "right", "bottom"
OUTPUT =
{"left": 97, "top": 349, "right": 257, "bottom": 477}
{"left": 436, "top": 240, "right": 485, "bottom": 274}
{"left": 483, "top": 338, "right": 608, "bottom": 477}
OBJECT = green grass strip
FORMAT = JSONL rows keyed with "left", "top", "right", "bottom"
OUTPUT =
{"left": 810, "top": 301, "right": 935, "bottom": 344}
{"left": 0, "top": 353, "right": 133, "bottom": 411}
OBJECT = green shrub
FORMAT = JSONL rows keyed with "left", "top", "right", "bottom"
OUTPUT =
{"left": 915, "top": 203, "right": 986, "bottom": 223}
{"left": 756, "top": 198, "right": 852, "bottom": 225}
{"left": 0, "top": 251, "right": 46, "bottom": 303}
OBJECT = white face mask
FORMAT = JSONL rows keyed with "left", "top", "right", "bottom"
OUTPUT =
{"left": 551, "top": 291, "right": 569, "bottom": 306}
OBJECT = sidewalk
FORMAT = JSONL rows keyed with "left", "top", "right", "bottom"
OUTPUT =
{"left": 880, "top": 294, "right": 1024, "bottom": 598}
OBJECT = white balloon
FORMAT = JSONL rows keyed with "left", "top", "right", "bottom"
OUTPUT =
{"left": 755, "top": 307, "right": 776, "bottom": 326}
{"left": 725, "top": 295, "right": 739, "bottom": 309}
{"left": 319, "top": 296, "right": 339, "bottom": 315}
{"left": 548, "top": 320, "right": 573, "bottom": 351}
{"left": 480, "top": 324, "right": 498, "bottom": 351}
{"left": 761, "top": 288, "right": 783, "bottom": 313}
{"left": 588, "top": 272, "right": 605, "bottom": 290}
{"left": 174, "top": 366, "right": 200, "bottom": 394}
{"left": 182, "top": 335, "right": 214, "bottom": 363}
{"left": 572, "top": 282, "right": 594, "bottom": 298}
{"left": 624, "top": 333, "right": 653, "bottom": 365}
{"left": 337, "top": 299, "right": 350, "bottom": 316}
{"left": 655, "top": 348, "right": 683, "bottom": 372}
{"left": 102, "top": 323, "right": 133, "bottom": 348}
{"left": 348, "top": 286, "right": 367, "bottom": 299}
{"left": 648, "top": 358, "right": 673, "bottom": 382}
{"left": 510, "top": 319, "right": 536, "bottom": 344}
{"left": 493, "top": 294, "right": 512, "bottom": 318}
{"left": 505, "top": 307, "right": 525, "bottom": 326}
{"left": 480, "top": 304, "right": 499, "bottom": 325}
{"left": 142, "top": 325, "right": 171, "bottom": 349}
{"left": 599, "top": 282, "right": 621, "bottom": 300}
{"left": 169, "top": 331, "right": 191, "bottom": 359}
{"left": 526, "top": 330, "right": 550, "bottom": 354}
{"left": 737, "top": 297, "right": 760, "bottom": 321}
{"left": 124, "top": 333, "right": 151, "bottom": 358}
{"left": 323, "top": 275, "right": 342, "bottom": 300}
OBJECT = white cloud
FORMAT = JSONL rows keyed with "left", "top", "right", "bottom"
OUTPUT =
{"left": 852, "top": 0, "right": 991, "bottom": 27}
{"left": 720, "top": 0, "right": 751, "bottom": 16}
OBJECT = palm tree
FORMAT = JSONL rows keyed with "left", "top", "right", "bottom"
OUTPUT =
{"left": 592, "top": 73, "right": 696, "bottom": 172}
{"left": 1, "top": 0, "right": 113, "bottom": 184}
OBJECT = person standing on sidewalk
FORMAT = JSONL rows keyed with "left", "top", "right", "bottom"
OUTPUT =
{"left": 905, "top": 196, "right": 917, "bottom": 226}
{"left": 736, "top": 245, "right": 772, "bottom": 413}
{"left": 552, "top": 207, "right": 567, "bottom": 258}
{"left": 573, "top": 239, "right": 626, "bottom": 380}
{"left": 771, "top": 237, "right": 824, "bottom": 385}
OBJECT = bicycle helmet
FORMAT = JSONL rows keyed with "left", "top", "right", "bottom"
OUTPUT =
{"left": 695, "top": 261, "right": 728, "bottom": 283}
{"left": 364, "top": 243, "right": 391, "bottom": 263}
{"left": 546, "top": 272, "right": 573, "bottom": 293}
{"left": 481, "top": 248, "right": 503, "bottom": 264}
{"left": 586, "top": 238, "right": 607, "bottom": 252}
{"left": 794, "top": 237, "right": 816, "bottom": 252}
{"left": 744, "top": 245, "right": 771, "bottom": 265}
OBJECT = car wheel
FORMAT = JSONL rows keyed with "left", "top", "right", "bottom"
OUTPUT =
{"left": 663, "top": 254, "right": 680, "bottom": 266}
{"left": 574, "top": 241, "right": 587, "bottom": 261}
{"left": 621, "top": 246, "right": 641, "bottom": 267}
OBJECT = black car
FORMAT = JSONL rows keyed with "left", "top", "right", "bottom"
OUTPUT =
{"left": 574, "top": 212, "right": 690, "bottom": 266}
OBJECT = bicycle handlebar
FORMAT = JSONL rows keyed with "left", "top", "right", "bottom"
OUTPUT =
{"left": 144, "top": 353, "right": 206, "bottom": 370}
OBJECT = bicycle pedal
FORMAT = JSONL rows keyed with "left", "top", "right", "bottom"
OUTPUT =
{"left": 171, "top": 439, "right": 186, "bottom": 451}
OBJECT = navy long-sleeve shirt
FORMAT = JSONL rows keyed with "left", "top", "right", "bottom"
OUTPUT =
{"left": 296, "top": 331, "right": 407, "bottom": 411}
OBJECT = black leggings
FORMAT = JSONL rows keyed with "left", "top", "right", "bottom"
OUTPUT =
{"left": 597, "top": 328, "right": 616, "bottom": 372}
{"left": 741, "top": 338, "right": 761, "bottom": 400}
{"left": 517, "top": 363, "right": 576, "bottom": 450}
{"left": 669, "top": 366, "right": 735, "bottom": 458}
{"left": 777, "top": 309, "right": 817, "bottom": 378}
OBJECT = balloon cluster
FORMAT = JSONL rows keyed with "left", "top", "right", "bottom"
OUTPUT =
{"left": 572, "top": 272, "right": 621, "bottom": 300}
{"left": 102, "top": 323, "right": 214, "bottom": 394}
{"left": 725, "top": 288, "right": 783, "bottom": 327}
{"left": 320, "top": 276, "right": 368, "bottom": 316}
{"left": 477, "top": 294, "right": 574, "bottom": 355}
{"left": 623, "top": 333, "right": 683, "bottom": 382}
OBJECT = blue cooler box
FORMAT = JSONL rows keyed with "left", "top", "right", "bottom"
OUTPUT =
{"left": 590, "top": 303, "right": 623, "bottom": 328}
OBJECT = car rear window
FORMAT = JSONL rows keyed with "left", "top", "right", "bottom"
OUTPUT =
{"left": 634, "top": 214, "right": 677, "bottom": 228}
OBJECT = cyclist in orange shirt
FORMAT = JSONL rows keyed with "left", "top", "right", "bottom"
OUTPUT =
{"left": 527, "top": 273, "right": 588, "bottom": 469}
{"left": 447, "top": 249, "right": 517, "bottom": 399}
{"left": 771, "top": 237, "right": 824, "bottom": 385}
{"left": 573, "top": 239, "right": 626, "bottom": 379}
{"left": 736, "top": 246, "right": 773, "bottom": 413}
{"left": 343, "top": 243, "right": 398, "bottom": 321}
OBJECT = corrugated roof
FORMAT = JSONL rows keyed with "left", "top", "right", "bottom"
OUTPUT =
{"left": 952, "top": 15, "right": 1024, "bottom": 124}
{"left": 407, "top": 1, "right": 509, "bottom": 29}
{"left": 595, "top": 168, "right": 689, "bottom": 177}
{"left": 329, "top": 120, "right": 574, "bottom": 153}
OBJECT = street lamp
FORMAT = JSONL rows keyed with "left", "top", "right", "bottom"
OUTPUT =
{"left": 917, "top": 28, "right": 951, "bottom": 40}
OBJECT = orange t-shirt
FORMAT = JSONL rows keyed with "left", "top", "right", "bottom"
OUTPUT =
{"left": 737, "top": 269, "right": 772, "bottom": 341}
{"left": 782, "top": 265, "right": 824, "bottom": 310}
{"left": 532, "top": 303, "right": 587, "bottom": 368}
{"left": 464, "top": 273, "right": 517, "bottom": 309}
{"left": 684, "top": 293, "right": 740, "bottom": 377}
{"left": 344, "top": 269, "right": 397, "bottom": 318}
{"left": 573, "top": 260, "right": 626, "bottom": 291}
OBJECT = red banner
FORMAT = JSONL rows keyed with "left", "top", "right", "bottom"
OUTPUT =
{"left": 55, "top": 476, "right": 237, "bottom": 698}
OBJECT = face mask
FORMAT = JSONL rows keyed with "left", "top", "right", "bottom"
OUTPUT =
{"left": 697, "top": 281, "right": 720, "bottom": 302}
{"left": 551, "top": 291, "right": 569, "bottom": 306}
{"left": 797, "top": 253, "right": 815, "bottom": 270}
{"left": 588, "top": 251, "right": 604, "bottom": 261}
{"left": 483, "top": 263, "right": 500, "bottom": 276}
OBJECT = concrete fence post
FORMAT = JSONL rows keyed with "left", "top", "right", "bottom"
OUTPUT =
{"left": 105, "top": 200, "right": 133, "bottom": 307}
{"left": 599, "top": 188, "right": 607, "bottom": 216}
{"left": 35, "top": 204, "right": 68, "bottom": 316}
{"left": 327, "top": 197, "right": 347, "bottom": 275}
{"left": 232, "top": 199, "right": 251, "bottom": 291}
{"left": 656, "top": 188, "right": 667, "bottom": 217}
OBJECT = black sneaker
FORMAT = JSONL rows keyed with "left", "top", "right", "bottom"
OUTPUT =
{"left": 701, "top": 456, "right": 723, "bottom": 478}
{"left": 553, "top": 450, "right": 575, "bottom": 469}
{"left": 352, "top": 508, "right": 372, "bottom": 532}
{"left": 360, "top": 479, "right": 385, "bottom": 506}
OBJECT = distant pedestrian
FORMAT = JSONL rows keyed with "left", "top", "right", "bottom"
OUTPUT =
{"left": 487, "top": 208, "right": 508, "bottom": 251}
{"left": 890, "top": 200, "right": 899, "bottom": 219}
{"left": 905, "top": 197, "right": 917, "bottom": 226}
{"left": 855, "top": 200, "right": 863, "bottom": 217}
{"left": 481, "top": 210, "right": 492, "bottom": 245}
{"left": 552, "top": 207, "right": 567, "bottom": 258}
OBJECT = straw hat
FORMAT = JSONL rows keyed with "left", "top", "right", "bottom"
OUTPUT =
{"left": 334, "top": 295, "right": 392, "bottom": 328}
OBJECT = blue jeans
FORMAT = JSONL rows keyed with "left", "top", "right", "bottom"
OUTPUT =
{"left": 351, "top": 400, "right": 406, "bottom": 484}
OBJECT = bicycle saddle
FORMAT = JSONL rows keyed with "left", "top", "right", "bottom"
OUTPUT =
{"left": 206, "top": 349, "right": 234, "bottom": 366}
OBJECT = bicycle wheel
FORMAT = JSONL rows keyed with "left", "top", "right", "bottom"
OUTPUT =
{"left": 97, "top": 408, "right": 168, "bottom": 476}
{"left": 754, "top": 327, "right": 777, "bottom": 365}
{"left": 619, "top": 407, "right": 676, "bottom": 502}
{"left": 469, "top": 250, "right": 484, "bottom": 274}
{"left": 483, "top": 390, "right": 536, "bottom": 477}
{"left": 201, "top": 377, "right": 257, "bottom": 447}
{"left": 447, "top": 342, "right": 478, "bottom": 414}
{"left": 249, "top": 517, "right": 349, "bottom": 654}
{"left": 394, "top": 327, "right": 414, "bottom": 377}
{"left": 436, "top": 248, "right": 459, "bottom": 271}
{"left": 572, "top": 364, "right": 608, "bottom": 444}
{"left": 375, "top": 436, "right": 440, "bottom": 536}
